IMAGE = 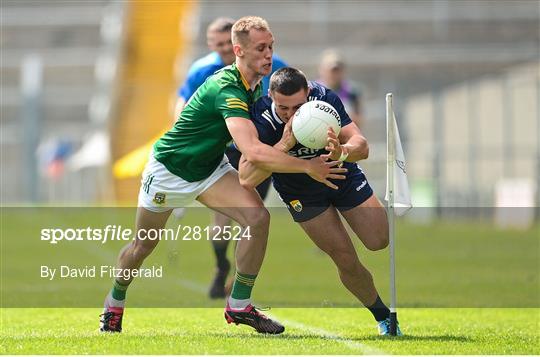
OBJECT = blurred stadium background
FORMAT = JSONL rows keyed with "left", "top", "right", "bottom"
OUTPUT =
{"left": 1, "top": 0, "right": 539, "bottom": 223}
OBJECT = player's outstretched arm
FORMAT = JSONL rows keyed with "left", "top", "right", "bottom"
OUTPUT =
{"left": 238, "top": 118, "right": 298, "bottom": 188}
{"left": 324, "top": 123, "right": 369, "bottom": 162}
{"left": 226, "top": 117, "right": 347, "bottom": 189}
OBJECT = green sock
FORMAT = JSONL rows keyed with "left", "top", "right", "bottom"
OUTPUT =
{"left": 111, "top": 280, "right": 129, "bottom": 300}
{"left": 230, "top": 272, "right": 257, "bottom": 300}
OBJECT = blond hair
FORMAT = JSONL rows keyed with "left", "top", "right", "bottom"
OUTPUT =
{"left": 232, "top": 16, "right": 270, "bottom": 46}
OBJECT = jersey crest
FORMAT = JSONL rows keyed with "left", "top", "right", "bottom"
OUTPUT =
{"left": 289, "top": 199, "right": 303, "bottom": 212}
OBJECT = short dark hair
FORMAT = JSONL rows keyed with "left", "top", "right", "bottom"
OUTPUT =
{"left": 207, "top": 17, "right": 235, "bottom": 34}
{"left": 269, "top": 67, "right": 308, "bottom": 96}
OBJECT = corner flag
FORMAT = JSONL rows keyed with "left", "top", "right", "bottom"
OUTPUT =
{"left": 385, "top": 93, "right": 412, "bottom": 216}
{"left": 385, "top": 93, "right": 412, "bottom": 336}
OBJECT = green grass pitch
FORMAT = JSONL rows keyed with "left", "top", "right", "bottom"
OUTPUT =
{"left": 1, "top": 308, "right": 539, "bottom": 354}
{"left": 1, "top": 207, "right": 539, "bottom": 354}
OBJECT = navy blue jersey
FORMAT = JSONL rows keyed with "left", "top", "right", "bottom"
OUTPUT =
{"left": 250, "top": 81, "right": 362, "bottom": 196}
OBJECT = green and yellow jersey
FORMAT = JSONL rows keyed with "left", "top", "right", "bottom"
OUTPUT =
{"left": 154, "top": 63, "right": 262, "bottom": 182}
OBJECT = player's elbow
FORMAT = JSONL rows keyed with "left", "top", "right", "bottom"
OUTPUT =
{"left": 358, "top": 139, "right": 369, "bottom": 160}
{"left": 362, "top": 143, "right": 369, "bottom": 160}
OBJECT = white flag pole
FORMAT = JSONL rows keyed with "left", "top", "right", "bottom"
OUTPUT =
{"left": 386, "top": 93, "right": 398, "bottom": 336}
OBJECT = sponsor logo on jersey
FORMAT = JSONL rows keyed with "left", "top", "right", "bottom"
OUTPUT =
{"left": 290, "top": 199, "right": 303, "bottom": 212}
{"left": 356, "top": 180, "right": 367, "bottom": 191}
{"left": 153, "top": 192, "right": 166, "bottom": 205}
{"left": 225, "top": 98, "right": 248, "bottom": 111}
{"left": 288, "top": 147, "right": 319, "bottom": 159}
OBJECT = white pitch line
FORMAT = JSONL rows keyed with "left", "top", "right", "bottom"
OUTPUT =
{"left": 177, "top": 278, "right": 208, "bottom": 294}
{"left": 272, "top": 315, "right": 388, "bottom": 355}
{"left": 168, "top": 274, "right": 389, "bottom": 355}
{"left": 85, "top": 241, "right": 386, "bottom": 355}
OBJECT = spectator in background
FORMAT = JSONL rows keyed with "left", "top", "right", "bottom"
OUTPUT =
{"left": 317, "top": 49, "right": 364, "bottom": 129}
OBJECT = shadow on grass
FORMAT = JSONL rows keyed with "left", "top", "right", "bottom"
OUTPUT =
{"left": 195, "top": 331, "right": 327, "bottom": 340}
{"left": 358, "top": 334, "right": 472, "bottom": 342}
{"left": 196, "top": 331, "right": 472, "bottom": 343}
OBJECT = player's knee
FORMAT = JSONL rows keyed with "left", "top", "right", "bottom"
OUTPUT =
{"left": 365, "top": 234, "right": 389, "bottom": 251}
{"left": 256, "top": 209, "right": 270, "bottom": 230}
{"left": 245, "top": 207, "right": 270, "bottom": 227}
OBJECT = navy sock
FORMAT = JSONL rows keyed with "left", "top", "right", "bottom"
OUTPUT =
{"left": 366, "top": 295, "right": 391, "bottom": 322}
{"left": 212, "top": 241, "right": 230, "bottom": 271}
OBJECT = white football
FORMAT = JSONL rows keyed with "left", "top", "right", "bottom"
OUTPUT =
{"left": 292, "top": 100, "right": 341, "bottom": 149}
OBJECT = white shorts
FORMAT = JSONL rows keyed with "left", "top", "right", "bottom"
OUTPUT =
{"left": 137, "top": 152, "right": 235, "bottom": 212}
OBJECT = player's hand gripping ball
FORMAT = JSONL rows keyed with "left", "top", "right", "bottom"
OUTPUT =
{"left": 292, "top": 100, "right": 341, "bottom": 149}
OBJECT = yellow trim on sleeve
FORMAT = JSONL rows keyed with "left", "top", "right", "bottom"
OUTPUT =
{"left": 227, "top": 104, "right": 249, "bottom": 111}
{"left": 225, "top": 98, "right": 248, "bottom": 110}
{"left": 226, "top": 98, "right": 248, "bottom": 105}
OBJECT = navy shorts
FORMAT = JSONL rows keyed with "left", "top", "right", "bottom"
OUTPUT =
{"left": 225, "top": 145, "right": 272, "bottom": 200}
{"left": 278, "top": 169, "right": 374, "bottom": 222}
